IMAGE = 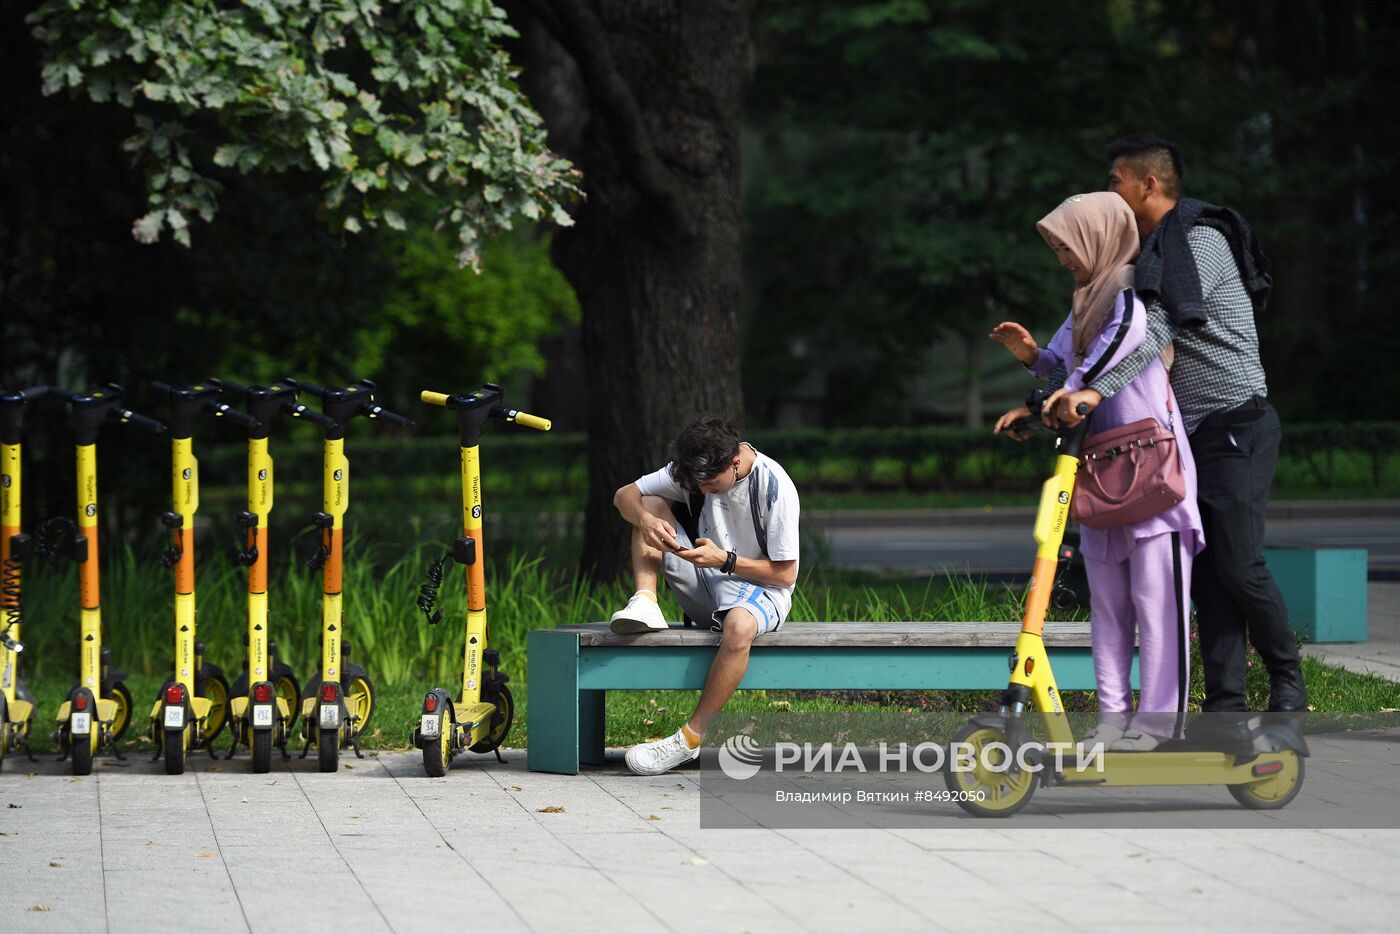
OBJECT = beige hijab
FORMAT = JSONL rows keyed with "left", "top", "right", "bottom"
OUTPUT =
{"left": 1036, "top": 192, "right": 1141, "bottom": 365}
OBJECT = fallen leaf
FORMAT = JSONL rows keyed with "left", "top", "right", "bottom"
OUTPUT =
{"left": 240, "top": 798, "right": 249, "bottom": 804}
{"left": 197, "top": 851, "right": 216, "bottom": 858}
{"left": 207, "top": 766, "right": 222, "bottom": 773}
{"left": 344, "top": 764, "right": 354, "bottom": 770}
{"left": 536, "top": 806, "right": 566, "bottom": 814}
{"left": 49, "top": 862, "right": 62, "bottom": 868}
{"left": 688, "top": 856, "right": 708, "bottom": 866}
{"left": 648, "top": 815, "right": 661, "bottom": 821}
{"left": 29, "top": 906, "right": 51, "bottom": 912}
{"left": 67, "top": 777, "right": 81, "bottom": 783}
{"left": 509, "top": 785, "right": 522, "bottom": 792}
{"left": 146, "top": 841, "right": 155, "bottom": 847}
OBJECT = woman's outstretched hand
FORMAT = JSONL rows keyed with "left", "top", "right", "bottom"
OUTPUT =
{"left": 988, "top": 322, "right": 1039, "bottom": 366}
{"left": 993, "top": 406, "right": 1036, "bottom": 441}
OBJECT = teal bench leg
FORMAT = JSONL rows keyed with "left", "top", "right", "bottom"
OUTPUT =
{"left": 580, "top": 690, "right": 606, "bottom": 766}
{"left": 527, "top": 629, "right": 582, "bottom": 775}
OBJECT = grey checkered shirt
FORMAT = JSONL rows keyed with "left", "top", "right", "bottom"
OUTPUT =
{"left": 1087, "top": 225, "right": 1268, "bottom": 434}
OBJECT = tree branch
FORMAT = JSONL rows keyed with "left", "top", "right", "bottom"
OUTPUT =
{"left": 522, "top": 0, "right": 690, "bottom": 232}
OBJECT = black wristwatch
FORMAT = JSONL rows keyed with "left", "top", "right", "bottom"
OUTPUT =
{"left": 721, "top": 550, "right": 737, "bottom": 575}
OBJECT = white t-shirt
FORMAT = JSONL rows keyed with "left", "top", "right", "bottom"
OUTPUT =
{"left": 635, "top": 445, "right": 801, "bottom": 616}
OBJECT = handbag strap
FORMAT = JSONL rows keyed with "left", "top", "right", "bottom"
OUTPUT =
{"left": 1165, "top": 371, "right": 1175, "bottom": 434}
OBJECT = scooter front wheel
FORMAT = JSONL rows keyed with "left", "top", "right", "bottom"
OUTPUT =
{"left": 198, "top": 669, "right": 231, "bottom": 747}
{"left": 273, "top": 667, "right": 300, "bottom": 735}
{"left": 344, "top": 667, "right": 375, "bottom": 737}
{"left": 943, "top": 722, "right": 1038, "bottom": 818}
{"left": 1228, "top": 752, "right": 1305, "bottom": 810}
{"left": 107, "top": 682, "right": 133, "bottom": 742}
{"left": 469, "top": 683, "right": 514, "bottom": 754}
{"left": 317, "top": 728, "right": 338, "bottom": 772}
{"left": 164, "top": 729, "right": 186, "bottom": 775}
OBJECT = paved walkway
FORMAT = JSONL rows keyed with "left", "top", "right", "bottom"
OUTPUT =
{"left": 4, "top": 746, "right": 1399, "bottom": 933}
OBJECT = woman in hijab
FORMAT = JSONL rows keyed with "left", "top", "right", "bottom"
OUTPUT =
{"left": 989, "top": 192, "right": 1204, "bottom": 751}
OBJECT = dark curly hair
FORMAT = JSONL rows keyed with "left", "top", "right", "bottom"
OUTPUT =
{"left": 667, "top": 416, "right": 742, "bottom": 492}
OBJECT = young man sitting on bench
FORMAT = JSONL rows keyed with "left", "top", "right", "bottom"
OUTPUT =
{"left": 609, "top": 416, "right": 801, "bottom": 775}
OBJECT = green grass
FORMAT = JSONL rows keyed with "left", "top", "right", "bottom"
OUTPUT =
{"left": 7, "top": 544, "right": 1398, "bottom": 757}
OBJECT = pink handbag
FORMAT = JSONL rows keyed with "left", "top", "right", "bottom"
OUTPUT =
{"left": 1071, "top": 381, "right": 1186, "bottom": 530}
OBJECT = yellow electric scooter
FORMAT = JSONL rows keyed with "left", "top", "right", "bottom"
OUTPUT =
{"left": 945, "top": 391, "right": 1308, "bottom": 817}
{"left": 213, "top": 379, "right": 335, "bottom": 772}
{"left": 1, "top": 385, "right": 63, "bottom": 772}
{"left": 147, "top": 382, "right": 259, "bottom": 774}
{"left": 285, "top": 378, "right": 413, "bottom": 772}
{"left": 413, "top": 384, "right": 549, "bottom": 776}
{"left": 52, "top": 385, "right": 166, "bottom": 776}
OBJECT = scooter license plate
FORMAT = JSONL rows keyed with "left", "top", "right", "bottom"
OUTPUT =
{"left": 70, "top": 712, "right": 92, "bottom": 735}
{"left": 252, "top": 705, "right": 274, "bottom": 727}
{"left": 164, "top": 705, "right": 185, "bottom": 729}
{"left": 319, "top": 704, "right": 340, "bottom": 728}
{"left": 420, "top": 714, "right": 439, "bottom": 739}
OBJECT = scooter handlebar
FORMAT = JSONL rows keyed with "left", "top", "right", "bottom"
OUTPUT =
{"left": 365, "top": 405, "right": 415, "bottom": 429}
{"left": 421, "top": 391, "right": 450, "bottom": 407}
{"left": 150, "top": 380, "right": 173, "bottom": 396}
{"left": 207, "top": 377, "right": 249, "bottom": 396}
{"left": 494, "top": 407, "right": 551, "bottom": 431}
{"left": 209, "top": 403, "right": 262, "bottom": 429}
{"left": 285, "top": 378, "right": 329, "bottom": 400}
{"left": 16, "top": 384, "right": 56, "bottom": 400}
{"left": 284, "top": 403, "right": 338, "bottom": 428}
{"left": 116, "top": 409, "right": 167, "bottom": 433}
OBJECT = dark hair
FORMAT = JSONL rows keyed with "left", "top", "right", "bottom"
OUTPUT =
{"left": 667, "top": 416, "right": 742, "bottom": 491}
{"left": 1105, "top": 132, "right": 1183, "bottom": 199}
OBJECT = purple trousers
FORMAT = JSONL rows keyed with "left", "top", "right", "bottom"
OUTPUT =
{"left": 1083, "top": 530, "right": 1193, "bottom": 739}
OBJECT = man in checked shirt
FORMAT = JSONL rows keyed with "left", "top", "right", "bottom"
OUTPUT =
{"left": 1042, "top": 133, "right": 1307, "bottom": 716}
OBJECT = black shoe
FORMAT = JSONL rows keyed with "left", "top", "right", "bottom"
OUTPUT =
{"left": 1268, "top": 666, "right": 1308, "bottom": 712}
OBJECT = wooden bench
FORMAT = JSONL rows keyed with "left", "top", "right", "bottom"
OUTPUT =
{"left": 526, "top": 621, "right": 1135, "bottom": 775}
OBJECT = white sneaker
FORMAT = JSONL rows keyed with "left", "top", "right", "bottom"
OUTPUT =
{"left": 625, "top": 728, "right": 700, "bottom": 775}
{"left": 1077, "top": 723, "right": 1125, "bottom": 750}
{"left": 610, "top": 593, "right": 669, "bottom": 634}
{"left": 1108, "top": 729, "right": 1161, "bottom": 752}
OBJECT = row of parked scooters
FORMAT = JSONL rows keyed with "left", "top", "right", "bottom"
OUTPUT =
{"left": 0, "top": 380, "right": 548, "bottom": 778}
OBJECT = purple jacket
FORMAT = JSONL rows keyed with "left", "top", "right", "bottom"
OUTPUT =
{"left": 1029, "top": 289, "right": 1204, "bottom": 563}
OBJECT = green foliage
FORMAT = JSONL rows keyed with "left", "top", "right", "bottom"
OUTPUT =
{"left": 29, "top": 0, "right": 579, "bottom": 267}
{"left": 361, "top": 225, "right": 581, "bottom": 391}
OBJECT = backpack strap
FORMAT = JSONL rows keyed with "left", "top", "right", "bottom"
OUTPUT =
{"left": 747, "top": 456, "right": 779, "bottom": 560}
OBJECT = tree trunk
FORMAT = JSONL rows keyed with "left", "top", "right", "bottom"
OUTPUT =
{"left": 522, "top": 1, "right": 754, "bottom": 581}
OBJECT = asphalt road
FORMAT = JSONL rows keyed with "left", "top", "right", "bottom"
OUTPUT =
{"left": 815, "top": 511, "right": 1400, "bottom": 576}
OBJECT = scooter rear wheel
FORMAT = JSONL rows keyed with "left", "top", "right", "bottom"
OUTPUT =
{"left": 424, "top": 713, "right": 452, "bottom": 777}
{"left": 71, "top": 732, "right": 93, "bottom": 776}
{"left": 251, "top": 728, "right": 273, "bottom": 774}
{"left": 317, "top": 728, "right": 338, "bottom": 773}
{"left": 164, "top": 729, "right": 186, "bottom": 775}
{"left": 1228, "top": 751, "right": 1304, "bottom": 810}
{"left": 944, "top": 722, "right": 1038, "bottom": 818}
{"left": 107, "top": 682, "right": 133, "bottom": 742}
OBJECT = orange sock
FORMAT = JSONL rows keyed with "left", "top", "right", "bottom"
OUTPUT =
{"left": 680, "top": 723, "right": 703, "bottom": 749}
{"left": 636, "top": 589, "right": 658, "bottom": 602}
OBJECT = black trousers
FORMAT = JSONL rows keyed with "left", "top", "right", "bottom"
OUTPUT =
{"left": 1187, "top": 400, "right": 1301, "bottom": 711}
